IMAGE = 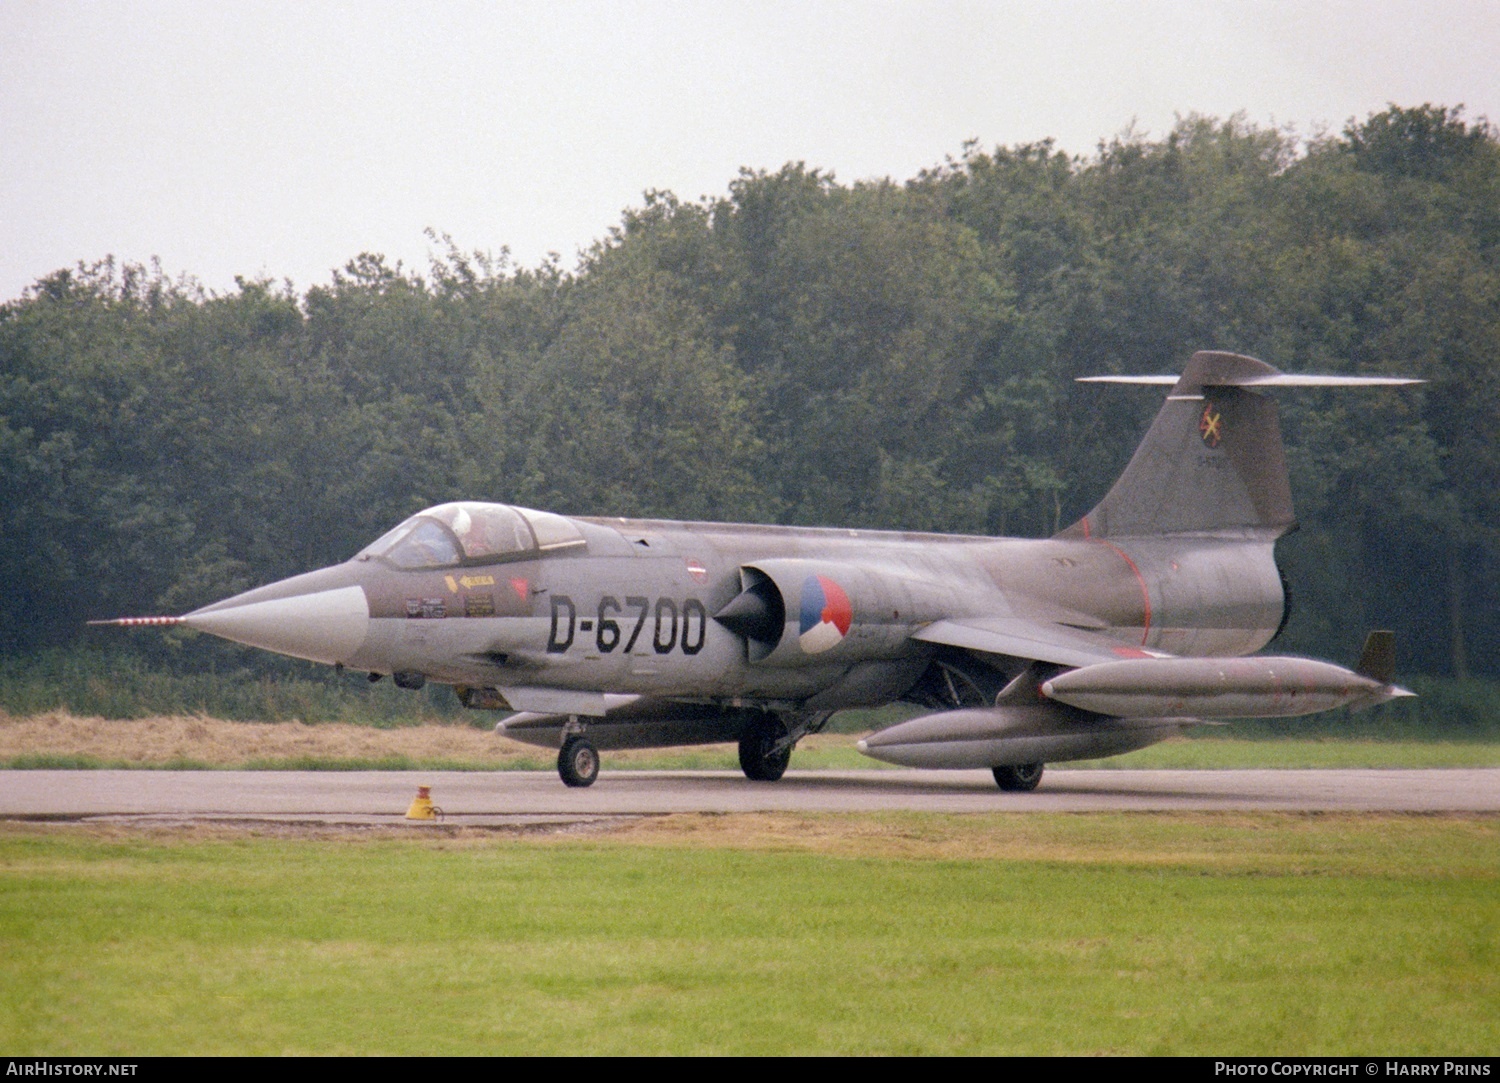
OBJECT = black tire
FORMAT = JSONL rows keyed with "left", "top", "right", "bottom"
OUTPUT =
{"left": 738, "top": 714, "right": 792, "bottom": 782}
{"left": 993, "top": 762, "right": 1044, "bottom": 792}
{"left": 558, "top": 737, "right": 600, "bottom": 788}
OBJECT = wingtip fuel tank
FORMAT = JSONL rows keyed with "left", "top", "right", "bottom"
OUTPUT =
{"left": 1039, "top": 655, "right": 1412, "bottom": 719}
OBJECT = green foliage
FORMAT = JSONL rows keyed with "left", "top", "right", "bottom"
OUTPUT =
{"left": 0, "top": 644, "right": 461, "bottom": 725}
{"left": 1, "top": 104, "right": 1496, "bottom": 693}
{"left": 1060, "top": 738, "right": 1500, "bottom": 770}
{"left": 1209, "top": 676, "right": 1500, "bottom": 740}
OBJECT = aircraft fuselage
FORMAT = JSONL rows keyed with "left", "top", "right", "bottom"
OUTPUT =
{"left": 188, "top": 514, "right": 1285, "bottom": 708}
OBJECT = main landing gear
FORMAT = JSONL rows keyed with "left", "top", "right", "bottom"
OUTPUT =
{"left": 558, "top": 736, "right": 600, "bottom": 788}
{"left": 993, "top": 763, "right": 1045, "bottom": 792}
{"left": 738, "top": 714, "right": 793, "bottom": 781}
{"left": 552, "top": 710, "right": 825, "bottom": 787}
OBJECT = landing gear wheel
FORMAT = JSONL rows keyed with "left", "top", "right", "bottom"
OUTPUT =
{"left": 993, "top": 763, "right": 1044, "bottom": 792}
{"left": 738, "top": 715, "right": 792, "bottom": 782}
{"left": 558, "top": 737, "right": 600, "bottom": 788}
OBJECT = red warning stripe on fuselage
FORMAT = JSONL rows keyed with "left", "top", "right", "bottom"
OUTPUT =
{"left": 1092, "top": 539, "right": 1152, "bottom": 646}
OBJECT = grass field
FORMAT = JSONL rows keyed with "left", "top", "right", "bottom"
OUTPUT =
{"left": 0, "top": 813, "right": 1495, "bottom": 1055}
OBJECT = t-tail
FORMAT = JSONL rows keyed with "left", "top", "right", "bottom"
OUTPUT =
{"left": 1056, "top": 350, "right": 1420, "bottom": 541}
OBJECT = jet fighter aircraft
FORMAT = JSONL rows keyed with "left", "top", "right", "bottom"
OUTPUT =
{"left": 97, "top": 351, "right": 1419, "bottom": 789}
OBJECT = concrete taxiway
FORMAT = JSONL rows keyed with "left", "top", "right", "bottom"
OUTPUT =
{"left": 0, "top": 768, "right": 1495, "bottom": 828}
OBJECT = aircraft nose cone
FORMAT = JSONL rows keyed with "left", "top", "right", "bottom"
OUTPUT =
{"left": 184, "top": 575, "right": 370, "bottom": 666}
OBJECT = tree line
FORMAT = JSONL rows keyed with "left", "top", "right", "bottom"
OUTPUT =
{"left": 1, "top": 105, "right": 1495, "bottom": 682}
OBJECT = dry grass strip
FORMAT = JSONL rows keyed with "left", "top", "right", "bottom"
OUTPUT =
{"left": 0, "top": 710, "right": 856, "bottom": 768}
{"left": 0, "top": 710, "right": 527, "bottom": 766}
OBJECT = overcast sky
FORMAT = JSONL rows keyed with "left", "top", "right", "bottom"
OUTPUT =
{"left": 2, "top": 0, "right": 1497, "bottom": 302}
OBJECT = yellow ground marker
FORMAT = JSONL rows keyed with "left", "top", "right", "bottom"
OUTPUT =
{"left": 405, "top": 785, "right": 442, "bottom": 821}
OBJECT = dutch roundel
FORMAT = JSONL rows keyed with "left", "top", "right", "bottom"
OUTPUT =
{"left": 798, "top": 575, "right": 853, "bottom": 654}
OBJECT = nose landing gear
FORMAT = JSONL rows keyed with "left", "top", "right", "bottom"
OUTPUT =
{"left": 558, "top": 736, "right": 600, "bottom": 787}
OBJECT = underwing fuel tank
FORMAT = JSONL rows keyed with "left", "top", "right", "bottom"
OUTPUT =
{"left": 1040, "top": 655, "right": 1413, "bottom": 719}
{"left": 856, "top": 703, "right": 1183, "bottom": 769}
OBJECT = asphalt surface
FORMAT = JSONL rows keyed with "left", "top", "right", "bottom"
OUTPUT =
{"left": 1, "top": 768, "right": 1496, "bottom": 828}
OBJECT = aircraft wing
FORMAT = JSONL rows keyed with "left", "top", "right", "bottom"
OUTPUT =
{"left": 912, "top": 616, "right": 1171, "bottom": 669}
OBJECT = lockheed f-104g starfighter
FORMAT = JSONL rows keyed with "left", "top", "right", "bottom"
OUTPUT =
{"left": 98, "top": 351, "right": 1419, "bottom": 788}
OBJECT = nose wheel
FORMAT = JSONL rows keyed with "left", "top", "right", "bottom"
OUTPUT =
{"left": 558, "top": 737, "right": 600, "bottom": 788}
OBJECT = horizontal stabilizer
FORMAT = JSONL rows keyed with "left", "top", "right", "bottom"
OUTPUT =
{"left": 1079, "top": 374, "right": 1421, "bottom": 388}
{"left": 1075, "top": 375, "right": 1179, "bottom": 385}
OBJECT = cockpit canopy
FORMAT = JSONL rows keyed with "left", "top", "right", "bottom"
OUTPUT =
{"left": 357, "top": 502, "right": 585, "bottom": 569}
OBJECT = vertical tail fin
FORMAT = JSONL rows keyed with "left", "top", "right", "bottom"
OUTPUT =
{"left": 1058, "top": 352, "right": 1295, "bottom": 539}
